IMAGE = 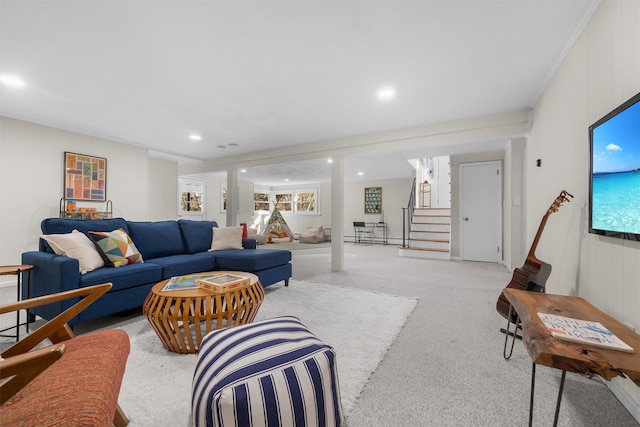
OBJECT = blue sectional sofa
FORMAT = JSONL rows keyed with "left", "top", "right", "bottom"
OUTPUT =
{"left": 21, "top": 218, "right": 292, "bottom": 325}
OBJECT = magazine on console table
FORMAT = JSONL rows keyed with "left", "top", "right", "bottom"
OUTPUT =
{"left": 537, "top": 312, "right": 634, "bottom": 353}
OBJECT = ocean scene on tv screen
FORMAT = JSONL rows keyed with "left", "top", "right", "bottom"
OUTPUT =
{"left": 591, "top": 99, "right": 640, "bottom": 235}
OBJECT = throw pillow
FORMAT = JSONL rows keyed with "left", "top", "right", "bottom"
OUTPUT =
{"left": 89, "top": 228, "right": 144, "bottom": 267}
{"left": 209, "top": 226, "right": 243, "bottom": 251}
{"left": 42, "top": 230, "right": 105, "bottom": 274}
{"left": 278, "top": 232, "right": 287, "bottom": 238}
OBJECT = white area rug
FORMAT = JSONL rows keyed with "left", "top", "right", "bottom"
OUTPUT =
{"left": 116, "top": 280, "right": 417, "bottom": 426}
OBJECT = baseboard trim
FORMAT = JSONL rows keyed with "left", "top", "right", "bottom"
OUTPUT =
{"left": 606, "top": 379, "right": 640, "bottom": 424}
{"left": 0, "top": 278, "right": 15, "bottom": 289}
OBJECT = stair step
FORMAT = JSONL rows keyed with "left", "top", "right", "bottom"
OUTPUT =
{"left": 405, "top": 246, "right": 449, "bottom": 253}
{"left": 409, "top": 238, "right": 450, "bottom": 243}
{"left": 398, "top": 247, "right": 451, "bottom": 260}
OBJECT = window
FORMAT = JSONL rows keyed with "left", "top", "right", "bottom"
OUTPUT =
{"left": 181, "top": 191, "right": 202, "bottom": 212}
{"left": 251, "top": 188, "right": 318, "bottom": 215}
{"left": 254, "top": 191, "right": 270, "bottom": 211}
{"left": 178, "top": 177, "right": 205, "bottom": 219}
{"left": 296, "top": 191, "right": 316, "bottom": 212}
{"left": 220, "top": 183, "right": 227, "bottom": 213}
{"left": 274, "top": 192, "right": 293, "bottom": 212}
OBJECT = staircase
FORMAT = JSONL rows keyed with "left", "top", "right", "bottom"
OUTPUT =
{"left": 399, "top": 207, "right": 451, "bottom": 260}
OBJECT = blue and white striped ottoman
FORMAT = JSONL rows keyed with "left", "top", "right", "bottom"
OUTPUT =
{"left": 192, "top": 316, "right": 343, "bottom": 427}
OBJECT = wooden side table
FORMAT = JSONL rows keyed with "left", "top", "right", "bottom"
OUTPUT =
{"left": 502, "top": 288, "right": 640, "bottom": 427}
{"left": 143, "top": 271, "right": 265, "bottom": 354}
{"left": 0, "top": 264, "right": 34, "bottom": 342}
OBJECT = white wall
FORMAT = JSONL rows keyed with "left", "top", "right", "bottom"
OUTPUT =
{"left": 0, "top": 116, "right": 151, "bottom": 266}
{"left": 149, "top": 157, "right": 178, "bottom": 221}
{"left": 527, "top": 0, "right": 640, "bottom": 410}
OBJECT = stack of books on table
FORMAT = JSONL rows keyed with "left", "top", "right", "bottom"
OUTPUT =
{"left": 195, "top": 273, "right": 251, "bottom": 293}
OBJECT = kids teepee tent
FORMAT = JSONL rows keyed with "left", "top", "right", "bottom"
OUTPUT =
{"left": 265, "top": 203, "right": 294, "bottom": 241}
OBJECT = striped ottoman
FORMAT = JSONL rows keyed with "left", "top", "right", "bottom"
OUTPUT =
{"left": 192, "top": 316, "right": 343, "bottom": 427}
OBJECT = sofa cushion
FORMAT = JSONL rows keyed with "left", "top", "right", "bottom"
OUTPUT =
{"left": 42, "top": 230, "right": 105, "bottom": 274}
{"left": 40, "top": 218, "right": 130, "bottom": 253}
{"left": 79, "top": 262, "right": 162, "bottom": 292}
{"left": 127, "top": 221, "right": 185, "bottom": 259}
{"left": 214, "top": 248, "right": 291, "bottom": 271}
{"left": 147, "top": 253, "right": 216, "bottom": 279}
{"left": 89, "top": 228, "right": 144, "bottom": 267}
{"left": 210, "top": 226, "right": 244, "bottom": 251}
{"left": 178, "top": 220, "right": 219, "bottom": 254}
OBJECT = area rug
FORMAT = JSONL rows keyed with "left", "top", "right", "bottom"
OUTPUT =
{"left": 116, "top": 280, "right": 418, "bottom": 426}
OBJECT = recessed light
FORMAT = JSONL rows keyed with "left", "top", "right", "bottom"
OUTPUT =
{"left": 240, "top": 169, "right": 247, "bottom": 173}
{"left": 189, "top": 134, "right": 202, "bottom": 141}
{"left": 0, "top": 74, "right": 26, "bottom": 88}
{"left": 327, "top": 158, "right": 333, "bottom": 163}
{"left": 284, "top": 178, "right": 289, "bottom": 182}
{"left": 377, "top": 86, "right": 396, "bottom": 101}
{"left": 228, "top": 143, "right": 239, "bottom": 147}
{"left": 216, "top": 145, "right": 226, "bottom": 149}
{"left": 358, "top": 172, "right": 364, "bottom": 176}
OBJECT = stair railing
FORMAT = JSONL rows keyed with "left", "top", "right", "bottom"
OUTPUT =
{"left": 402, "top": 178, "right": 416, "bottom": 248}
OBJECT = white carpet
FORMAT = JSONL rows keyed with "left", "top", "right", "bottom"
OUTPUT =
{"left": 116, "top": 280, "right": 417, "bottom": 426}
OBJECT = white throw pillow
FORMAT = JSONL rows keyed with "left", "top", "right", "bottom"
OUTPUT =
{"left": 42, "top": 230, "right": 105, "bottom": 274}
{"left": 209, "top": 226, "right": 244, "bottom": 251}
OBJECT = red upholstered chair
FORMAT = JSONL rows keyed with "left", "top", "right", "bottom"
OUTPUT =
{"left": 0, "top": 283, "right": 130, "bottom": 426}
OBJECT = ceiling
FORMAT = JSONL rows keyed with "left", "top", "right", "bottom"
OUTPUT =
{"left": 0, "top": 0, "right": 597, "bottom": 186}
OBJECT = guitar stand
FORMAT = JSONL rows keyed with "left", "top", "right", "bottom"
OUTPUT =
{"left": 502, "top": 305, "right": 521, "bottom": 360}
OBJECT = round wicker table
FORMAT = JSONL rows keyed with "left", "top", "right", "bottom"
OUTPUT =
{"left": 143, "top": 271, "right": 264, "bottom": 354}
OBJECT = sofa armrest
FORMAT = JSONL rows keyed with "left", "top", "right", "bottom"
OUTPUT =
{"left": 21, "top": 251, "right": 82, "bottom": 323}
{"left": 242, "top": 238, "right": 257, "bottom": 249}
{"left": 21, "top": 251, "right": 81, "bottom": 297}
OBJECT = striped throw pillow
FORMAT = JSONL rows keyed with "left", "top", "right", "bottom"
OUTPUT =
{"left": 192, "top": 316, "right": 343, "bottom": 427}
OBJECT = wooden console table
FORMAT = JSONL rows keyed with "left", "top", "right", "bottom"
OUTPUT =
{"left": 502, "top": 288, "right": 640, "bottom": 426}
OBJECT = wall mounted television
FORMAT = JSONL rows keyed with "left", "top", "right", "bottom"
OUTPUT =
{"left": 589, "top": 92, "right": 640, "bottom": 241}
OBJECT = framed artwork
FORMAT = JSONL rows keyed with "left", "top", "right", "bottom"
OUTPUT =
{"left": 364, "top": 187, "right": 382, "bottom": 214}
{"left": 64, "top": 152, "right": 107, "bottom": 201}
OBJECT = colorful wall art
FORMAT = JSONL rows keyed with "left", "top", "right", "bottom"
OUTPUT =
{"left": 64, "top": 152, "right": 107, "bottom": 201}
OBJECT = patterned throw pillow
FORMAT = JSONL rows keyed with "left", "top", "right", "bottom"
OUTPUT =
{"left": 89, "top": 228, "right": 143, "bottom": 267}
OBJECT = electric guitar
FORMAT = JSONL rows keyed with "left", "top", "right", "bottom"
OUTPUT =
{"left": 496, "top": 190, "right": 573, "bottom": 322}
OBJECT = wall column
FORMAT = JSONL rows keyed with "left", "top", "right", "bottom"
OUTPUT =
{"left": 331, "top": 157, "right": 344, "bottom": 272}
{"left": 225, "top": 169, "right": 238, "bottom": 227}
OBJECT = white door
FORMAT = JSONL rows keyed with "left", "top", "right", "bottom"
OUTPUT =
{"left": 178, "top": 178, "right": 206, "bottom": 220}
{"left": 460, "top": 161, "right": 502, "bottom": 262}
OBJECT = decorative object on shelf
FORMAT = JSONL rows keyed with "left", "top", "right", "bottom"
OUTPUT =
{"left": 364, "top": 187, "right": 382, "bottom": 214}
{"left": 59, "top": 198, "right": 113, "bottom": 219}
{"left": 64, "top": 152, "right": 107, "bottom": 201}
{"left": 420, "top": 182, "right": 431, "bottom": 208}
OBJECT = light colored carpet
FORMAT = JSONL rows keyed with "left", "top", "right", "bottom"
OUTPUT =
{"left": 1, "top": 244, "right": 638, "bottom": 426}
{"left": 114, "top": 280, "right": 416, "bottom": 426}
{"left": 259, "top": 240, "right": 331, "bottom": 251}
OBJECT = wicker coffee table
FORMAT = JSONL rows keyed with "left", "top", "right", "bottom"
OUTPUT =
{"left": 143, "top": 271, "right": 264, "bottom": 354}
